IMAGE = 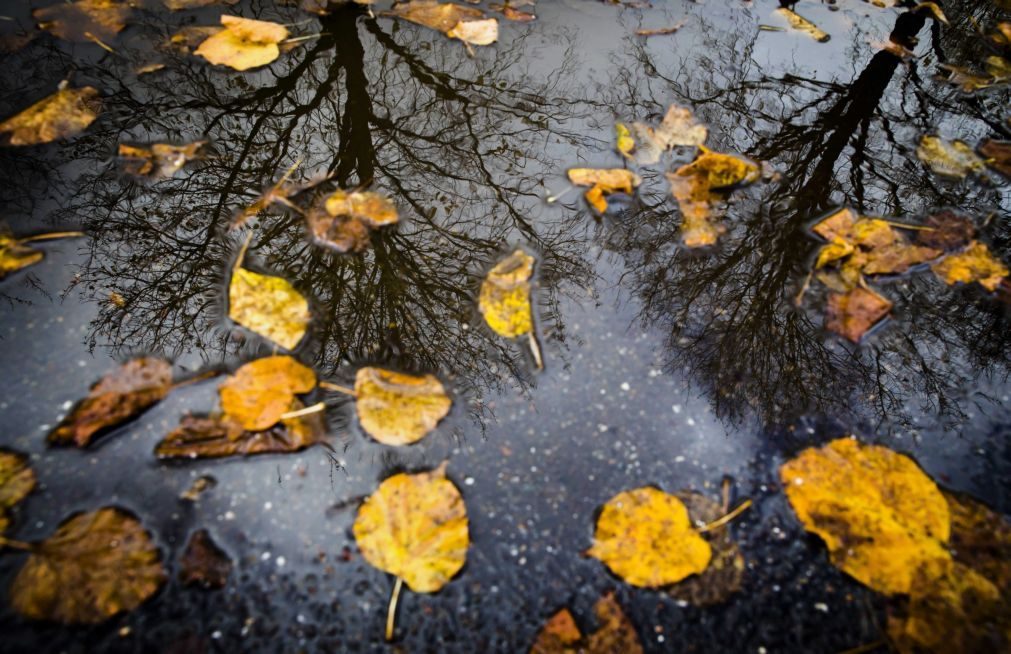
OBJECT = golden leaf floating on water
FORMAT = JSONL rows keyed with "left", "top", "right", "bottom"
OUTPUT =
{"left": 219, "top": 355, "right": 316, "bottom": 431}
{"left": 446, "top": 18, "right": 499, "bottom": 46}
{"left": 667, "top": 147, "right": 759, "bottom": 248}
{"left": 0, "top": 231, "right": 42, "bottom": 278}
{"left": 668, "top": 491, "right": 746, "bottom": 606}
{"left": 567, "top": 168, "right": 641, "bottom": 213}
{"left": 118, "top": 141, "right": 207, "bottom": 179}
{"left": 917, "top": 135, "right": 986, "bottom": 179}
{"left": 0, "top": 450, "right": 35, "bottom": 534}
{"left": 587, "top": 486, "right": 711, "bottom": 588}
{"left": 306, "top": 189, "right": 399, "bottom": 253}
{"left": 0, "top": 84, "right": 100, "bottom": 146}
{"left": 931, "top": 240, "right": 1008, "bottom": 292}
{"left": 195, "top": 15, "right": 289, "bottom": 71}
{"left": 228, "top": 266, "right": 310, "bottom": 350}
{"left": 824, "top": 286, "right": 893, "bottom": 342}
{"left": 776, "top": 8, "right": 830, "bottom": 42}
{"left": 8, "top": 507, "right": 166, "bottom": 624}
{"left": 352, "top": 367, "right": 452, "bottom": 446}
{"left": 910, "top": 1, "right": 949, "bottom": 24}
{"left": 478, "top": 249, "right": 543, "bottom": 367}
{"left": 780, "top": 438, "right": 951, "bottom": 595}
{"left": 155, "top": 400, "right": 324, "bottom": 459}
{"left": 353, "top": 463, "right": 468, "bottom": 639}
{"left": 231, "top": 163, "right": 330, "bottom": 228}
{"left": 979, "top": 138, "right": 1011, "bottom": 179}
{"left": 49, "top": 358, "right": 173, "bottom": 448}
{"left": 178, "top": 529, "right": 232, "bottom": 589}
{"left": 626, "top": 104, "right": 707, "bottom": 165}
{"left": 387, "top": 1, "right": 484, "bottom": 33}
{"left": 34, "top": 0, "right": 131, "bottom": 43}
{"left": 529, "top": 593, "right": 644, "bottom": 654}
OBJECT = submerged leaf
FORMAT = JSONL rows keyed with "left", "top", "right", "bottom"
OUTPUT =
{"left": 195, "top": 15, "right": 289, "bottom": 71}
{"left": 118, "top": 141, "right": 206, "bottom": 179}
{"left": 776, "top": 8, "right": 830, "bottom": 42}
{"left": 780, "top": 438, "right": 951, "bottom": 595}
{"left": 587, "top": 486, "right": 711, "bottom": 588}
{"left": 931, "top": 241, "right": 1008, "bottom": 292}
{"left": 353, "top": 463, "right": 469, "bottom": 593}
{"left": 0, "top": 450, "right": 35, "bottom": 534}
{"left": 219, "top": 355, "right": 316, "bottom": 431}
{"left": 530, "top": 593, "right": 644, "bottom": 654}
{"left": 915, "top": 210, "right": 975, "bottom": 253}
{"left": 824, "top": 287, "right": 893, "bottom": 342}
{"left": 163, "top": 0, "right": 238, "bottom": 9}
{"left": 49, "top": 358, "right": 173, "bottom": 448}
{"left": 917, "top": 135, "right": 986, "bottom": 179}
{"left": 479, "top": 249, "right": 536, "bottom": 339}
{"left": 9, "top": 508, "right": 166, "bottom": 624}
{"left": 567, "top": 168, "right": 641, "bottom": 213}
{"left": 34, "top": 0, "right": 131, "bottom": 42}
{"left": 353, "top": 367, "right": 452, "bottom": 446}
{"left": 943, "top": 491, "right": 1011, "bottom": 594}
{"left": 228, "top": 266, "right": 310, "bottom": 350}
{"left": 668, "top": 492, "right": 745, "bottom": 606}
{"left": 178, "top": 529, "right": 232, "bottom": 589}
{"left": 0, "top": 85, "right": 100, "bottom": 146}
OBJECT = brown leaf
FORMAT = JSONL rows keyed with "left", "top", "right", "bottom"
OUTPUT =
{"left": 811, "top": 207, "right": 858, "bottom": 241}
{"left": 9, "top": 507, "right": 166, "bottom": 624}
{"left": 915, "top": 211, "right": 975, "bottom": 252}
{"left": 943, "top": 490, "right": 1011, "bottom": 594}
{"left": 667, "top": 148, "right": 759, "bottom": 248}
{"left": 0, "top": 84, "right": 101, "bottom": 146}
{"left": 668, "top": 492, "right": 745, "bottom": 607}
{"left": 530, "top": 593, "right": 643, "bottom": 654}
{"left": 307, "top": 189, "right": 398, "bottom": 252}
{"left": 979, "top": 138, "right": 1011, "bottom": 179}
{"left": 824, "top": 287, "right": 892, "bottom": 342}
{"left": 0, "top": 450, "right": 36, "bottom": 534}
{"left": 49, "top": 358, "right": 173, "bottom": 448}
{"left": 387, "top": 1, "right": 484, "bottom": 33}
{"left": 218, "top": 355, "right": 316, "bottom": 431}
{"left": 178, "top": 529, "right": 232, "bottom": 589}
{"left": 34, "top": 0, "right": 131, "bottom": 43}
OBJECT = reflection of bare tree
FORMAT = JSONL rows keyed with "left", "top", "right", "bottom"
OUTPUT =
{"left": 606, "top": 4, "right": 1011, "bottom": 430}
{"left": 1, "top": 7, "right": 598, "bottom": 411}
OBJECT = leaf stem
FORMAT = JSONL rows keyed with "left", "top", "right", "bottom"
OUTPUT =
{"left": 881, "top": 220, "right": 935, "bottom": 232}
{"left": 320, "top": 381, "right": 356, "bottom": 396}
{"left": 836, "top": 640, "right": 886, "bottom": 654}
{"left": 234, "top": 232, "right": 253, "bottom": 271}
{"left": 546, "top": 185, "right": 575, "bottom": 204}
{"left": 698, "top": 498, "right": 752, "bottom": 533}
{"left": 0, "top": 536, "right": 33, "bottom": 551}
{"left": 386, "top": 576, "right": 403, "bottom": 642}
{"left": 280, "top": 401, "right": 326, "bottom": 420}
{"left": 18, "top": 231, "right": 85, "bottom": 243}
{"left": 528, "top": 332, "right": 543, "bottom": 371}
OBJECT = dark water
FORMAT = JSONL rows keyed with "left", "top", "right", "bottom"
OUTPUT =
{"left": 0, "top": 0, "right": 1009, "bottom": 651}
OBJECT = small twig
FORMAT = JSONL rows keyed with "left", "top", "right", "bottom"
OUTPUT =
{"left": 720, "top": 478, "right": 732, "bottom": 514}
{"left": 234, "top": 232, "right": 253, "bottom": 271}
{"left": 528, "top": 332, "right": 543, "bottom": 371}
{"left": 697, "top": 499, "right": 752, "bottom": 533}
{"left": 0, "top": 536, "right": 33, "bottom": 551}
{"left": 283, "top": 33, "right": 326, "bottom": 45}
{"left": 320, "top": 381, "right": 356, "bottom": 396}
{"left": 18, "top": 231, "right": 85, "bottom": 243}
{"left": 836, "top": 640, "right": 887, "bottom": 654}
{"left": 463, "top": 41, "right": 475, "bottom": 58}
{"left": 881, "top": 220, "right": 935, "bottom": 232}
{"left": 84, "top": 31, "right": 115, "bottom": 53}
{"left": 546, "top": 185, "right": 576, "bottom": 203}
{"left": 280, "top": 401, "right": 326, "bottom": 420}
{"left": 386, "top": 576, "right": 403, "bottom": 641}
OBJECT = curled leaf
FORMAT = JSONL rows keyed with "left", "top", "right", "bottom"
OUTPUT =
{"left": 49, "top": 358, "right": 173, "bottom": 448}
{"left": 118, "top": 141, "right": 207, "bottom": 179}
{"left": 9, "top": 508, "right": 166, "bottom": 624}
{"left": 479, "top": 248, "right": 535, "bottom": 339}
{"left": 353, "top": 367, "right": 452, "bottom": 446}
{"left": 530, "top": 593, "right": 644, "bottom": 654}
{"left": 194, "top": 15, "right": 289, "bottom": 71}
{"left": 0, "top": 85, "right": 101, "bottom": 146}
{"left": 917, "top": 135, "right": 986, "bottom": 179}
{"left": 228, "top": 266, "right": 310, "bottom": 350}
{"left": 307, "top": 189, "right": 399, "bottom": 253}
{"left": 178, "top": 529, "right": 232, "bottom": 589}
{"left": 567, "top": 168, "right": 641, "bottom": 213}
{"left": 587, "top": 486, "right": 711, "bottom": 588}
{"left": 0, "top": 450, "right": 35, "bottom": 534}
{"left": 824, "top": 286, "right": 893, "bottom": 342}
{"left": 219, "top": 355, "right": 316, "bottom": 431}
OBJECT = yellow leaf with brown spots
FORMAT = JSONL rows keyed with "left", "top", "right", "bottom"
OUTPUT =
{"left": 353, "top": 463, "right": 469, "bottom": 593}
{"left": 353, "top": 367, "right": 451, "bottom": 446}
{"left": 780, "top": 438, "right": 951, "bottom": 595}
{"left": 932, "top": 241, "right": 1008, "bottom": 292}
{"left": 195, "top": 15, "right": 289, "bottom": 71}
{"left": 219, "top": 355, "right": 316, "bottom": 431}
{"left": 529, "top": 593, "right": 644, "bottom": 654}
{"left": 587, "top": 486, "right": 712, "bottom": 588}
{"left": 8, "top": 508, "right": 166, "bottom": 624}
{"left": 0, "top": 85, "right": 100, "bottom": 146}
{"left": 228, "top": 266, "right": 310, "bottom": 350}
{"left": 479, "top": 248, "right": 536, "bottom": 339}
{"left": 567, "top": 168, "right": 641, "bottom": 213}
{"left": 0, "top": 450, "right": 35, "bottom": 534}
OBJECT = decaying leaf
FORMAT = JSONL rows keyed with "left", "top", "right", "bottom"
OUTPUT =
{"left": 479, "top": 249, "right": 535, "bottom": 339}
{"left": 529, "top": 593, "right": 644, "bottom": 654}
{"left": 194, "top": 15, "right": 289, "bottom": 71}
{"left": 910, "top": 2, "right": 948, "bottom": 24}
{"left": 446, "top": 18, "right": 499, "bottom": 46}
{"left": 155, "top": 400, "right": 324, "bottom": 459}
{"left": 305, "top": 189, "right": 399, "bottom": 253}
{"left": 9, "top": 507, "right": 166, "bottom": 624}
{"left": 163, "top": 0, "right": 239, "bottom": 9}
{"left": 776, "top": 8, "right": 830, "bottom": 42}
{"left": 915, "top": 210, "right": 975, "bottom": 253}
{"left": 178, "top": 529, "right": 232, "bottom": 589}
{"left": 979, "top": 138, "right": 1011, "bottom": 179}
{"left": 667, "top": 147, "right": 759, "bottom": 247}
{"left": 615, "top": 123, "right": 635, "bottom": 159}
{"left": 351, "top": 367, "right": 452, "bottom": 446}
{"left": 587, "top": 486, "right": 711, "bottom": 588}
{"left": 34, "top": 0, "right": 131, "bottom": 43}
{"left": 625, "top": 104, "right": 707, "bottom": 165}
{"left": 387, "top": 1, "right": 484, "bottom": 33}
{"left": 49, "top": 358, "right": 173, "bottom": 448}
{"left": 231, "top": 164, "right": 330, "bottom": 228}
{"left": 931, "top": 241, "right": 1008, "bottom": 292}
{"left": 353, "top": 463, "right": 468, "bottom": 592}
{"left": 824, "top": 286, "right": 893, "bottom": 342}
{"left": 219, "top": 355, "right": 316, "bottom": 431}
{"left": 491, "top": 4, "right": 535, "bottom": 22}
{"left": 118, "top": 141, "right": 207, "bottom": 179}
{"left": 668, "top": 492, "right": 745, "bottom": 606}
{"left": 917, "top": 135, "right": 986, "bottom": 179}
{"left": 228, "top": 266, "right": 310, "bottom": 350}
{"left": 567, "top": 168, "right": 641, "bottom": 213}
{"left": 936, "top": 64, "right": 994, "bottom": 93}
{"left": 0, "top": 450, "right": 35, "bottom": 534}
{"left": 780, "top": 438, "right": 951, "bottom": 595}
{"left": 943, "top": 490, "right": 1011, "bottom": 594}
{"left": 0, "top": 84, "right": 100, "bottom": 146}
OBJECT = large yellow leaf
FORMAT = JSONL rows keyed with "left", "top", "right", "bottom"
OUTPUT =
{"left": 219, "top": 355, "right": 316, "bottom": 431}
{"left": 567, "top": 168, "right": 641, "bottom": 213}
{"left": 479, "top": 248, "right": 535, "bottom": 339}
{"left": 195, "top": 15, "right": 289, "bottom": 71}
{"left": 0, "top": 450, "right": 35, "bottom": 534}
{"left": 529, "top": 592, "right": 644, "bottom": 654}
{"left": 353, "top": 367, "right": 452, "bottom": 446}
{"left": 0, "top": 84, "right": 100, "bottom": 146}
{"left": 780, "top": 438, "right": 951, "bottom": 595}
{"left": 228, "top": 266, "right": 310, "bottom": 350}
{"left": 8, "top": 508, "right": 166, "bottom": 624}
{"left": 587, "top": 486, "right": 711, "bottom": 588}
{"left": 931, "top": 240, "right": 1008, "bottom": 292}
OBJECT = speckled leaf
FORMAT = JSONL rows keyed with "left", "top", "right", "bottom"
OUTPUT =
{"left": 219, "top": 355, "right": 316, "bottom": 431}
{"left": 479, "top": 248, "right": 536, "bottom": 339}
{"left": 353, "top": 367, "right": 451, "bottom": 446}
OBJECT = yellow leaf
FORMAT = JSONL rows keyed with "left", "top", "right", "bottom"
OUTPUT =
{"left": 587, "top": 486, "right": 712, "bottom": 588}
{"left": 353, "top": 464, "right": 469, "bottom": 593}
{"left": 780, "top": 438, "right": 951, "bottom": 595}
{"left": 323, "top": 189, "right": 399, "bottom": 227}
{"left": 0, "top": 231, "right": 43, "bottom": 278}
{"left": 567, "top": 168, "right": 641, "bottom": 213}
{"left": 228, "top": 267, "right": 310, "bottom": 350}
{"left": 615, "top": 122, "right": 635, "bottom": 159}
{"left": 219, "top": 355, "right": 316, "bottom": 431}
{"left": 0, "top": 85, "right": 101, "bottom": 146}
{"left": 353, "top": 367, "right": 452, "bottom": 446}
{"left": 911, "top": 2, "right": 949, "bottom": 24}
{"left": 0, "top": 450, "right": 35, "bottom": 534}
{"left": 165, "top": 26, "right": 223, "bottom": 54}
{"left": 917, "top": 135, "right": 986, "bottom": 179}
{"left": 195, "top": 15, "right": 290, "bottom": 71}
{"left": 529, "top": 593, "right": 644, "bottom": 654}
{"left": 118, "top": 141, "right": 207, "bottom": 179}
{"left": 776, "top": 8, "right": 830, "bottom": 42}
{"left": 33, "top": 0, "right": 130, "bottom": 43}
{"left": 387, "top": 1, "right": 483, "bottom": 33}
{"left": 931, "top": 240, "right": 1008, "bottom": 292}
{"left": 446, "top": 18, "right": 499, "bottom": 46}
{"left": 667, "top": 148, "right": 759, "bottom": 248}
{"left": 479, "top": 248, "right": 535, "bottom": 339}
{"left": 9, "top": 508, "right": 166, "bottom": 624}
